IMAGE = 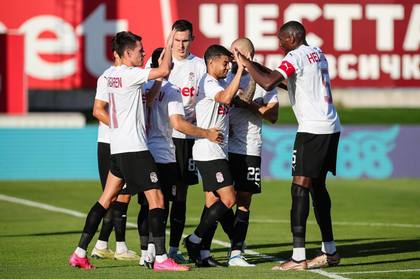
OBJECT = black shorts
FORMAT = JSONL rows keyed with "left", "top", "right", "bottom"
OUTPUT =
{"left": 229, "top": 153, "right": 262, "bottom": 194}
{"left": 172, "top": 138, "right": 199, "bottom": 186}
{"left": 97, "top": 142, "right": 129, "bottom": 195}
{"left": 110, "top": 151, "right": 160, "bottom": 196}
{"left": 292, "top": 132, "right": 340, "bottom": 178}
{"left": 195, "top": 159, "right": 233, "bottom": 192}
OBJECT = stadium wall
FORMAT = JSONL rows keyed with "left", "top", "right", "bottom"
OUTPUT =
{"left": 0, "top": 125, "right": 418, "bottom": 180}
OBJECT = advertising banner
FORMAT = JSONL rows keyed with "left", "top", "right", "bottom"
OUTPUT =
{"left": 0, "top": 0, "right": 418, "bottom": 90}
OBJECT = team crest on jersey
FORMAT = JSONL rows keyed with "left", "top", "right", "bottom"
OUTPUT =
{"left": 216, "top": 172, "right": 224, "bottom": 183}
{"left": 188, "top": 72, "right": 195, "bottom": 82}
{"left": 171, "top": 185, "right": 177, "bottom": 196}
{"left": 150, "top": 172, "right": 158, "bottom": 183}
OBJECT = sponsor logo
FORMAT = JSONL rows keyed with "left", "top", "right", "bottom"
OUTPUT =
{"left": 216, "top": 171, "right": 224, "bottom": 183}
{"left": 150, "top": 171, "right": 158, "bottom": 183}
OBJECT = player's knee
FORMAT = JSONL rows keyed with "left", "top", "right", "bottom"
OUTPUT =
{"left": 221, "top": 196, "right": 236, "bottom": 209}
{"left": 116, "top": 194, "right": 131, "bottom": 203}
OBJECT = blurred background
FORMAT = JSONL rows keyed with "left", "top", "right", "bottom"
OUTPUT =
{"left": 0, "top": 0, "right": 419, "bottom": 180}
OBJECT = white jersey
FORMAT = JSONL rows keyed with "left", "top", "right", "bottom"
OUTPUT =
{"left": 95, "top": 66, "right": 114, "bottom": 144}
{"left": 193, "top": 74, "right": 229, "bottom": 161}
{"left": 145, "top": 80, "right": 185, "bottom": 164}
{"left": 169, "top": 54, "right": 207, "bottom": 139}
{"left": 107, "top": 64, "right": 151, "bottom": 154}
{"left": 276, "top": 45, "right": 341, "bottom": 134}
{"left": 227, "top": 72, "right": 279, "bottom": 157}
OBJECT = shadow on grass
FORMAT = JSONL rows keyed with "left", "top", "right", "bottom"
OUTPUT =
{"left": 210, "top": 238, "right": 420, "bottom": 266}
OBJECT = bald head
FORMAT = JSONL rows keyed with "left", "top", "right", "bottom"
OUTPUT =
{"left": 231, "top": 37, "right": 255, "bottom": 59}
{"left": 279, "top": 21, "right": 306, "bottom": 44}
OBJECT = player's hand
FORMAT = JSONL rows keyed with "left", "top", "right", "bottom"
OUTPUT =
{"left": 166, "top": 29, "right": 176, "bottom": 49}
{"left": 233, "top": 48, "right": 245, "bottom": 73}
{"left": 206, "top": 128, "right": 224, "bottom": 144}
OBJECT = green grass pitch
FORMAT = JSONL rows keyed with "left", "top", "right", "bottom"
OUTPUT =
{"left": 1, "top": 179, "right": 419, "bottom": 278}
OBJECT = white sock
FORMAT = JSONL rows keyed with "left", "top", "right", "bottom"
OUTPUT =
{"left": 189, "top": 233, "right": 202, "bottom": 244}
{"left": 147, "top": 243, "right": 156, "bottom": 259}
{"left": 169, "top": 246, "right": 179, "bottom": 255}
{"left": 155, "top": 254, "right": 168, "bottom": 263}
{"left": 200, "top": 250, "right": 211, "bottom": 259}
{"left": 116, "top": 241, "right": 128, "bottom": 254}
{"left": 94, "top": 240, "right": 108, "bottom": 250}
{"left": 75, "top": 247, "right": 86, "bottom": 258}
{"left": 322, "top": 241, "right": 336, "bottom": 255}
{"left": 230, "top": 249, "right": 241, "bottom": 258}
{"left": 292, "top": 247, "right": 306, "bottom": 261}
{"left": 141, "top": 249, "right": 147, "bottom": 258}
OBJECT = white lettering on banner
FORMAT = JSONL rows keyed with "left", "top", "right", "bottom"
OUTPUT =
{"left": 245, "top": 4, "right": 279, "bottom": 50}
{"left": 381, "top": 55, "right": 401, "bottom": 79}
{"left": 324, "top": 4, "right": 362, "bottom": 51}
{"left": 403, "top": 5, "right": 420, "bottom": 51}
{"left": 402, "top": 55, "right": 420, "bottom": 79}
{"left": 338, "top": 55, "right": 358, "bottom": 80}
{"left": 284, "top": 4, "right": 323, "bottom": 47}
{"left": 19, "top": 16, "right": 77, "bottom": 80}
{"left": 199, "top": 4, "right": 238, "bottom": 47}
{"left": 0, "top": 22, "right": 6, "bottom": 33}
{"left": 366, "top": 4, "right": 404, "bottom": 51}
{"left": 359, "top": 55, "right": 380, "bottom": 80}
{"left": 76, "top": 4, "right": 127, "bottom": 77}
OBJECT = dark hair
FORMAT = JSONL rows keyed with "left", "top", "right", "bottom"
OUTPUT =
{"left": 112, "top": 31, "right": 142, "bottom": 58}
{"left": 150, "top": 47, "right": 164, "bottom": 68}
{"left": 204, "top": 44, "right": 232, "bottom": 66}
{"left": 172, "top": 19, "right": 193, "bottom": 35}
{"left": 279, "top": 21, "right": 306, "bottom": 43}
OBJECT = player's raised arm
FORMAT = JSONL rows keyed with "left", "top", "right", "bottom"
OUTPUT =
{"left": 236, "top": 52, "right": 284, "bottom": 91}
{"left": 148, "top": 30, "right": 176, "bottom": 81}
{"left": 213, "top": 49, "right": 244, "bottom": 105}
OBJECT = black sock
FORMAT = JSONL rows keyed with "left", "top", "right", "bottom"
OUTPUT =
{"left": 200, "top": 206, "right": 217, "bottom": 251}
{"left": 137, "top": 205, "right": 149, "bottom": 251}
{"left": 111, "top": 201, "right": 128, "bottom": 242}
{"left": 310, "top": 184, "right": 334, "bottom": 242}
{"left": 220, "top": 208, "right": 235, "bottom": 240}
{"left": 98, "top": 208, "right": 113, "bottom": 242}
{"left": 194, "top": 200, "right": 229, "bottom": 238}
{"left": 78, "top": 202, "right": 107, "bottom": 250}
{"left": 149, "top": 208, "right": 167, "bottom": 255}
{"left": 169, "top": 200, "right": 186, "bottom": 248}
{"left": 231, "top": 209, "right": 250, "bottom": 251}
{"left": 290, "top": 183, "right": 309, "bottom": 248}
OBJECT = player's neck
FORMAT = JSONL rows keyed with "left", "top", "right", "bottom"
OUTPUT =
{"left": 173, "top": 52, "right": 190, "bottom": 61}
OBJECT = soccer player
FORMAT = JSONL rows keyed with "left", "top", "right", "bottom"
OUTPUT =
{"left": 68, "top": 30, "right": 189, "bottom": 271}
{"left": 137, "top": 47, "right": 223, "bottom": 268}
{"left": 91, "top": 40, "right": 138, "bottom": 261}
{"left": 183, "top": 44, "right": 244, "bottom": 266}
{"left": 226, "top": 38, "right": 279, "bottom": 267}
{"left": 167, "top": 19, "right": 207, "bottom": 263}
{"left": 236, "top": 21, "right": 341, "bottom": 270}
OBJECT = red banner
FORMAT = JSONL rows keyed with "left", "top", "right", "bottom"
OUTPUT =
{"left": 0, "top": 0, "right": 418, "bottom": 89}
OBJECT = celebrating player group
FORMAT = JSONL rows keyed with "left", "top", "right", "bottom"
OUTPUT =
{"left": 69, "top": 19, "right": 341, "bottom": 272}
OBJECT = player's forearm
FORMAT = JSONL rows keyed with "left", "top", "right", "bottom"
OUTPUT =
{"left": 216, "top": 68, "right": 244, "bottom": 105}
{"left": 171, "top": 116, "right": 208, "bottom": 138}
{"left": 244, "top": 60, "right": 280, "bottom": 91}
{"left": 246, "top": 102, "right": 279, "bottom": 124}
{"left": 242, "top": 77, "right": 256, "bottom": 102}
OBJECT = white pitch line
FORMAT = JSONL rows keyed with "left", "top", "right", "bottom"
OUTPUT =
{"left": 187, "top": 217, "right": 420, "bottom": 229}
{"left": 334, "top": 268, "right": 420, "bottom": 275}
{"left": 0, "top": 193, "right": 348, "bottom": 279}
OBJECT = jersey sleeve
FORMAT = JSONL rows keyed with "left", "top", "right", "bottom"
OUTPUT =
{"left": 125, "top": 67, "right": 152, "bottom": 87}
{"left": 263, "top": 88, "right": 279, "bottom": 104}
{"left": 167, "top": 86, "right": 185, "bottom": 117}
{"left": 204, "top": 78, "right": 224, "bottom": 100}
{"left": 95, "top": 74, "right": 108, "bottom": 102}
{"left": 276, "top": 52, "right": 298, "bottom": 79}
